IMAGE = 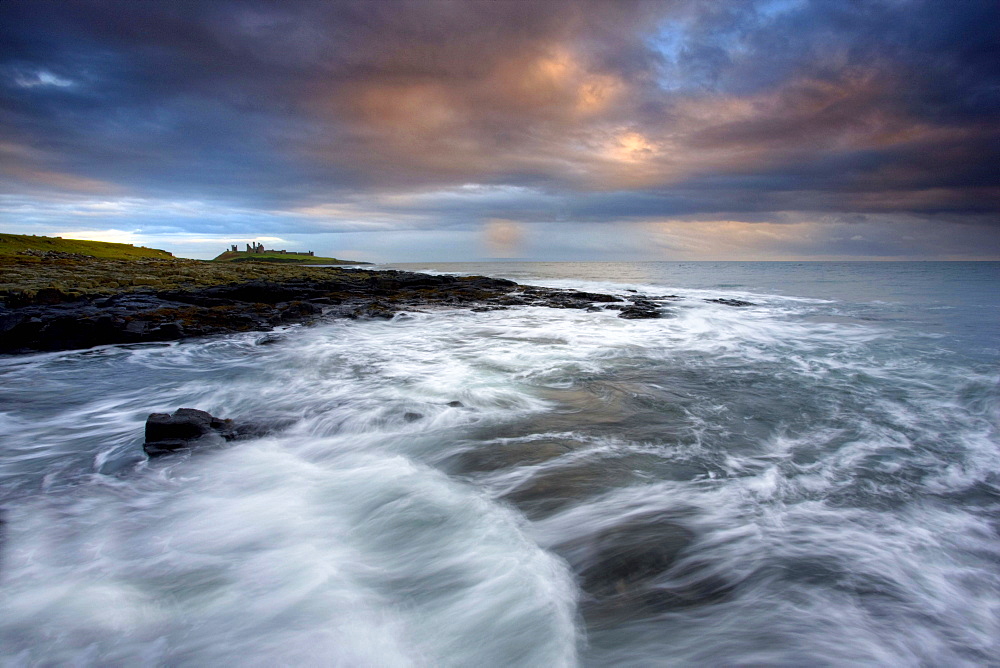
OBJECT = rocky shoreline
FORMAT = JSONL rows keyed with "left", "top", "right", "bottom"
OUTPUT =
{"left": 0, "top": 259, "right": 642, "bottom": 354}
{"left": 0, "top": 254, "right": 756, "bottom": 354}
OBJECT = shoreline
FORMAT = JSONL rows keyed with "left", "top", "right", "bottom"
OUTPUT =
{"left": 0, "top": 253, "right": 639, "bottom": 354}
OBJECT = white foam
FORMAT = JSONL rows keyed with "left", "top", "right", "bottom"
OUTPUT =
{"left": 2, "top": 268, "right": 997, "bottom": 665}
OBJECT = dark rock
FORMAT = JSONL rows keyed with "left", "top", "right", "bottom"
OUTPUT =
{"left": 501, "top": 459, "right": 641, "bottom": 518}
{"left": 446, "top": 401, "right": 464, "bottom": 408}
{"left": 571, "top": 513, "right": 694, "bottom": 599}
{"left": 535, "top": 289, "right": 624, "bottom": 310}
{"left": 403, "top": 412, "right": 424, "bottom": 422}
{"left": 207, "top": 280, "right": 307, "bottom": 304}
{"left": 576, "top": 291, "right": 624, "bottom": 303}
{"left": 705, "top": 298, "right": 754, "bottom": 307}
{"left": 350, "top": 301, "right": 396, "bottom": 319}
{"left": 445, "top": 439, "right": 573, "bottom": 474}
{"left": 277, "top": 300, "right": 322, "bottom": 321}
{"left": 7, "top": 287, "right": 79, "bottom": 307}
{"left": 150, "top": 321, "right": 185, "bottom": 339}
{"left": 143, "top": 407, "right": 253, "bottom": 457}
{"left": 618, "top": 300, "right": 661, "bottom": 319}
{"left": 256, "top": 333, "right": 283, "bottom": 345}
{"left": 551, "top": 511, "right": 730, "bottom": 624}
{"left": 0, "top": 311, "right": 26, "bottom": 334}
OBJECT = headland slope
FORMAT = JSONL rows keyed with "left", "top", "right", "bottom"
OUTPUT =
{"left": 0, "top": 236, "right": 645, "bottom": 354}
{"left": 212, "top": 250, "right": 370, "bottom": 265}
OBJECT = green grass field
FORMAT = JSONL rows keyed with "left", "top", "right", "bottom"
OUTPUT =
{"left": 0, "top": 233, "right": 173, "bottom": 259}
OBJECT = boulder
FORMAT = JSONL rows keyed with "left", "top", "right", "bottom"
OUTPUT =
{"left": 618, "top": 300, "right": 660, "bottom": 319}
{"left": 573, "top": 513, "right": 694, "bottom": 599}
{"left": 144, "top": 408, "right": 239, "bottom": 457}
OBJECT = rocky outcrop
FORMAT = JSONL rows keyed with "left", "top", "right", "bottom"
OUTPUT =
{"left": 705, "top": 298, "right": 754, "bottom": 307}
{"left": 143, "top": 408, "right": 266, "bottom": 457}
{"left": 0, "top": 270, "right": 519, "bottom": 353}
{"left": 552, "top": 511, "right": 733, "bottom": 622}
{"left": 618, "top": 299, "right": 661, "bottom": 319}
{"left": 1, "top": 258, "right": 758, "bottom": 354}
{"left": 0, "top": 268, "right": 629, "bottom": 353}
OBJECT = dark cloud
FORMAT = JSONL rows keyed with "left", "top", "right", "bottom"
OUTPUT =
{"left": 0, "top": 0, "right": 997, "bottom": 259}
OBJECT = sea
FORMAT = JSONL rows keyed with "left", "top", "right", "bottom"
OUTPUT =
{"left": 1, "top": 261, "right": 998, "bottom": 666}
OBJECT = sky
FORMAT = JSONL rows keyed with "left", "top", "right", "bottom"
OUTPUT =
{"left": 1, "top": 0, "right": 998, "bottom": 262}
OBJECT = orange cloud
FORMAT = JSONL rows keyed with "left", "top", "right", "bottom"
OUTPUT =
{"left": 306, "top": 43, "right": 632, "bottom": 183}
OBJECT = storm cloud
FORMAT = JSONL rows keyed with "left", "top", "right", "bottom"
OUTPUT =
{"left": 1, "top": 0, "right": 998, "bottom": 259}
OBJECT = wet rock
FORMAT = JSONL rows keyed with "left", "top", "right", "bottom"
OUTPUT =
{"left": 143, "top": 408, "right": 267, "bottom": 457}
{"left": 446, "top": 439, "right": 573, "bottom": 474}
{"left": 446, "top": 401, "right": 464, "bottom": 408}
{"left": 204, "top": 280, "right": 309, "bottom": 304}
{"left": 551, "top": 510, "right": 732, "bottom": 626}
{"left": 705, "top": 298, "right": 754, "bottom": 307}
{"left": 618, "top": 300, "right": 661, "bottom": 319}
{"left": 277, "top": 300, "right": 322, "bottom": 321}
{"left": 0, "top": 310, "right": 25, "bottom": 334}
{"left": 350, "top": 301, "right": 396, "bottom": 319}
{"left": 535, "top": 289, "right": 624, "bottom": 310}
{"left": 149, "top": 321, "right": 184, "bottom": 340}
{"left": 256, "top": 333, "right": 283, "bottom": 345}
{"left": 568, "top": 512, "right": 694, "bottom": 599}
{"left": 144, "top": 408, "right": 234, "bottom": 456}
{"left": 501, "top": 459, "right": 641, "bottom": 518}
{"left": 403, "top": 412, "right": 424, "bottom": 422}
{"left": 574, "top": 291, "right": 624, "bottom": 303}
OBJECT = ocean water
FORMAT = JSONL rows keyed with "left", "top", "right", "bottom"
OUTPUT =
{"left": 1, "top": 261, "right": 998, "bottom": 666}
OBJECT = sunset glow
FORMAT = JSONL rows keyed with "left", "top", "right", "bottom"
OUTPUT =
{"left": 0, "top": 0, "right": 996, "bottom": 260}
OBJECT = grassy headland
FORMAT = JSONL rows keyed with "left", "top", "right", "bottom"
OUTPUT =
{"left": 1, "top": 235, "right": 372, "bottom": 301}
{"left": 0, "top": 233, "right": 637, "bottom": 355}
{"left": 0, "top": 234, "right": 531, "bottom": 354}
{"left": 0, "top": 233, "right": 174, "bottom": 260}
{"left": 212, "top": 250, "right": 369, "bottom": 265}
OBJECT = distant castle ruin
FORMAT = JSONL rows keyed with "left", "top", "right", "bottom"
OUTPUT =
{"left": 230, "top": 242, "right": 313, "bottom": 256}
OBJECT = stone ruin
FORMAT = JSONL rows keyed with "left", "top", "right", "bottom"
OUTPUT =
{"left": 229, "top": 242, "right": 314, "bottom": 256}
